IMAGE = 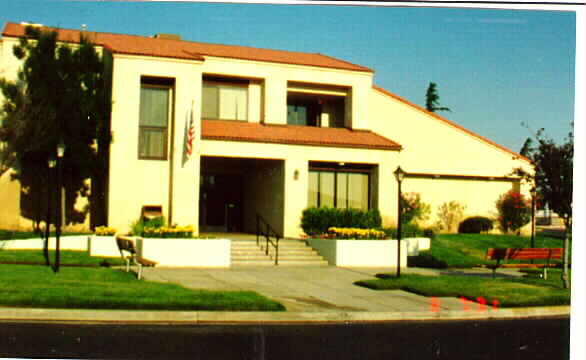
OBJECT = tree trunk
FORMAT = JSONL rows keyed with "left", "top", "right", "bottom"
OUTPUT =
{"left": 561, "top": 218, "right": 571, "bottom": 289}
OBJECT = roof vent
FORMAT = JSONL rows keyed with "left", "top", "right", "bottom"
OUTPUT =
{"left": 154, "top": 33, "right": 181, "bottom": 41}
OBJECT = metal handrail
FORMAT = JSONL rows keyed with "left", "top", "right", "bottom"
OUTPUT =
{"left": 256, "top": 214, "right": 280, "bottom": 265}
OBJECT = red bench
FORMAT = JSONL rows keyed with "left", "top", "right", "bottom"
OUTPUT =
{"left": 485, "top": 248, "right": 562, "bottom": 279}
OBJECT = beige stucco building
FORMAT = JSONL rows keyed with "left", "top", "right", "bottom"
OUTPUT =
{"left": 0, "top": 22, "right": 533, "bottom": 236}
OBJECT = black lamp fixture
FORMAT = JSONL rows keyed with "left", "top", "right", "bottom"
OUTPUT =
{"left": 394, "top": 166, "right": 406, "bottom": 278}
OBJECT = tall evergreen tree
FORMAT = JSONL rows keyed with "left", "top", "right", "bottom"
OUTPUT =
{"left": 425, "top": 82, "right": 451, "bottom": 113}
{"left": 0, "top": 26, "right": 110, "bottom": 231}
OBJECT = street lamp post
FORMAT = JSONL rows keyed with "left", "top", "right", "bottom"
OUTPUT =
{"left": 54, "top": 140, "right": 66, "bottom": 273}
{"left": 44, "top": 155, "right": 56, "bottom": 267}
{"left": 394, "top": 166, "right": 406, "bottom": 278}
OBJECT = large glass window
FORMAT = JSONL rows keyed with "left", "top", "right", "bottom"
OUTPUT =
{"left": 308, "top": 170, "right": 370, "bottom": 210}
{"left": 139, "top": 82, "right": 172, "bottom": 159}
{"left": 202, "top": 81, "right": 248, "bottom": 121}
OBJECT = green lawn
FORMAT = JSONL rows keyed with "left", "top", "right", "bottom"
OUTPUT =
{"left": 416, "top": 233, "right": 567, "bottom": 268}
{"left": 358, "top": 233, "right": 572, "bottom": 307}
{"left": 355, "top": 270, "right": 570, "bottom": 307}
{"left": 0, "top": 249, "right": 125, "bottom": 267}
{"left": 0, "top": 264, "right": 285, "bottom": 311}
{"left": 0, "top": 247, "right": 285, "bottom": 311}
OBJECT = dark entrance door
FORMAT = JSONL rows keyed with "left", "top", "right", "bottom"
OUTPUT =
{"left": 200, "top": 175, "right": 242, "bottom": 232}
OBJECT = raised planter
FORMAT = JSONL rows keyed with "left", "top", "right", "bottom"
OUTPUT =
{"left": 0, "top": 235, "right": 89, "bottom": 251}
{"left": 89, "top": 235, "right": 120, "bottom": 257}
{"left": 307, "top": 238, "right": 409, "bottom": 267}
{"left": 137, "top": 238, "right": 231, "bottom": 268}
{"left": 405, "top": 237, "right": 431, "bottom": 256}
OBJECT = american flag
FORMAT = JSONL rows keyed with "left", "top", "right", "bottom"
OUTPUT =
{"left": 185, "top": 101, "right": 195, "bottom": 158}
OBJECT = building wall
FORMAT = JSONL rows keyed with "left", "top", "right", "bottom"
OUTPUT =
{"left": 201, "top": 56, "right": 373, "bottom": 129}
{"left": 108, "top": 55, "right": 202, "bottom": 234}
{"left": 201, "top": 139, "right": 400, "bottom": 237}
{"left": 369, "top": 88, "right": 534, "bottom": 233}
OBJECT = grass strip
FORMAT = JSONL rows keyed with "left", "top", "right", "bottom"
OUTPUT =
{"left": 0, "top": 264, "right": 285, "bottom": 311}
{"left": 417, "top": 234, "right": 567, "bottom": 268}
{"left": 355, "top": 270, "right": 570, "bottom": 308}
{"left": 0, "top": 250, "right": 125, "bottom": 267}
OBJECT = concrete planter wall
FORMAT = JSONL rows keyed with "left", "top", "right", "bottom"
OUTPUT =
{"left": 89, "top": 235, "right": 120, "bottom": 257}
{"left": 0, "top": 235, "right": 89, "bottom": 251}
{"left": 307, "top": 238, "right": 409, "bottom": 267}
{"left": 405, "top": 237, "right": 431, "bottom": 256}
{"left": 138, "top": 238, "right": 231, "bottom": 268}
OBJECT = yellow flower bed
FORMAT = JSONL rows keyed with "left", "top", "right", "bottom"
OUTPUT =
{"left": 328, "top": 227, "right": 387, "bottom": 240}
{"left": 94, "top": 226, "right": 117, "bottom": 236}
{"left": 143, "top": 225, "right": 194, "bottom": 238}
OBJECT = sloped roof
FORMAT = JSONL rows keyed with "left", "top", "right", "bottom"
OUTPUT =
{"left": 2, "top": 22, "right": 373, "bottom": 72}
{"left": 372, "top": 85, "right": 532, "bottom": 163}
{"left": 202, "top": 120, "right": 401, "bottom": 151}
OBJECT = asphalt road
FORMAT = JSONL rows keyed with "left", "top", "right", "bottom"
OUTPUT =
{"left": 0, "top": 317, "right": 569, "bottom": 359}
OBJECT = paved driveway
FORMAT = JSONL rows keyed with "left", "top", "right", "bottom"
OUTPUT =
{"left": 142, "top": 266, "right": 465, "bottom": 312}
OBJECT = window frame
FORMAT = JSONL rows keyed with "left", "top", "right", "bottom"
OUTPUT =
{"left": 138, "top": 82, "right": 173, "bottom": 160}
{"left": 308, "top": 165, "right": 372, "bottom": 210}
{"left": 202, "top": 79, "right": 249, "bottom": 122}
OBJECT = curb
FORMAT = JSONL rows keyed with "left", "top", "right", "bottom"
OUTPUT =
{"left": 0, "top": 306, "right": 570, "bottom": 324}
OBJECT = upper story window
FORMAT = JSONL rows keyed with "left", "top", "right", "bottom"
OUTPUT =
{"left": 138, "top": 77, "right": 174, "bottom": 160}
{"left": 287, "top": 82, "right": 347, "bottom": 128}
{"left": 202, "top": 77, "right": 248, "bottom": 121}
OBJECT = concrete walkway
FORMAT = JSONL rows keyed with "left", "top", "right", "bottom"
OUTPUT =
{"left": 139, "top": 266, "right": 542, "bottom": 314}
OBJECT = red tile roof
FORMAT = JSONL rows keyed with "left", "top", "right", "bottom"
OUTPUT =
{"left": 372, "top": 85, "right": 532, "bottom": 163}
{"left": 2, "top": 22, "right": 372, "bottom": 72}
{"left": 202, "top": 120, "right": 401, "bottom": 151}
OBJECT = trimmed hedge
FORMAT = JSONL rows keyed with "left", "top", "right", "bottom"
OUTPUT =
{"left": 301, "top": 207, "right": 382, "bottom": 236}
{"left": 458, "top": 216, "right": 494, "bottom": 234}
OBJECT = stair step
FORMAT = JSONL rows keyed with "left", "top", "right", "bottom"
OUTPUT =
{"left": 229, "top": 239, "right": 327, "bottom": 267}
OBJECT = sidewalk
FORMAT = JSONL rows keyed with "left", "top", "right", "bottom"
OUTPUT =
{"left": 0, "top": 266, "right": 570, "bottom": 324}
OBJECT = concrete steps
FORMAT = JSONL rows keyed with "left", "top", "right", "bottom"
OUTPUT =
{"left": 231, "top": 239, "right": 328, "bottom": 267}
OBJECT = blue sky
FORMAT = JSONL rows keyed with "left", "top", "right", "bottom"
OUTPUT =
{"left": 0, "top": 1, "right": 578, "bottom": 153}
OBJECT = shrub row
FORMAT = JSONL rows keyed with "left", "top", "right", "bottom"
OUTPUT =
{"left": 301, "top": 207, "right": 382, "bottom": 236}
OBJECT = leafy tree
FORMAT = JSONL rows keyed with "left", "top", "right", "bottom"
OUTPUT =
{"left": 495, "top": 190, "right": 531, "bottom": 234}
{"left": 425, "top": 82, "right": 451, "bottom": 113}
{"left": 515, "top": 128, "right": 573, "bottom": 288}
{"left": 400, "top": 192, "right": 431, "bottom": 225}
{"left": 0, "top": 27, "right": 110, "bottom": 231}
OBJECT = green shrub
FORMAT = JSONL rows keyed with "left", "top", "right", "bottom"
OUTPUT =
{"left": 458, "top": 216, "right": 494, "bottom": 234}
{"left": 423, "top": 228, "right": 436, "bottom": 240}
{"left": 301, "top": 207, "right": 382, "bottom": 236}
{"left": 383, "top": 223, "right": 433, "bottom": 239}
{"left": 496, "top": 191, "right": 531, "bottom": 234}
{"left": 130, "top": 216, "right": 165, "bottom": 236}
{"left": 407, "top": 253, "right": 448, "bottom": 269}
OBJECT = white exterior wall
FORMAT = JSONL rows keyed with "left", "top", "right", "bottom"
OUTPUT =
{"left": 108, "top": 55, "right": 202, "bottom": 233}
{"left": 370, "top": 88, "right": 534, "bottom": 231}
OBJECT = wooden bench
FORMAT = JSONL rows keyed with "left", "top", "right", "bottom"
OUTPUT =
{"left": 115, "top": 235, "right": 157, "bottom": 279}
{"left": 485, "top": 248, "right": 562, "bottom": 279}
